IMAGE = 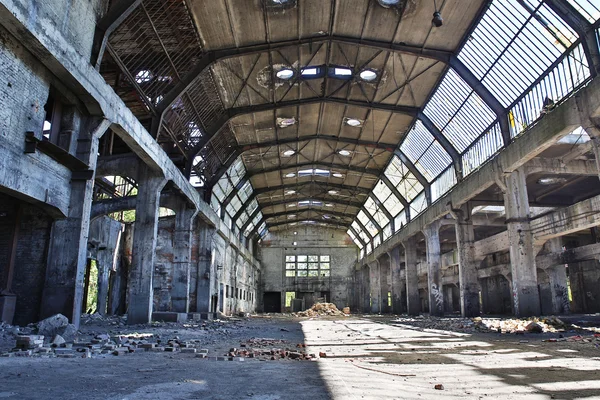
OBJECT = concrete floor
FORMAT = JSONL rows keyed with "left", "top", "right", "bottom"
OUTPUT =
{"left": 1, "top": 316, "right": 600, "bottom": 399}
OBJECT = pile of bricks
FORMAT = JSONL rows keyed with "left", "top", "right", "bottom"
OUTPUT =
{"left": 226, "top": 338, "right": 318, "bottom": 361}
{"left": 1, "top": 333, "right": 211, "bottom": 359}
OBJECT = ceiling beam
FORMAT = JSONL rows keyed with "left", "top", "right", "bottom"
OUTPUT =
{"left": 348, "top": 225, "right": 367, "bottom": 248}
{"left": 418, "top": 112, "right": 462, "bottom": 179}
{"left": 207, "top": 134, "right": 397, "bottom": 189}
{"left": 156, "top": 35, "right": 452, "bottom": 118}
{"left": 185, "top": 97, "right": 420, "bottom": 175}
{"left": 542, "top": 0, "right": 600, "bottom": 77}
{"left": 239, "top": 197, "right": 363, "bottom": 236}
{"left": 267, "top": 219, "right": 351, "bottom": 230}
{"left": 91, "top": 0, "right": 143, "bottom": 70}
{"left": 231, "top": 180, "right": 371, "bottom": 224}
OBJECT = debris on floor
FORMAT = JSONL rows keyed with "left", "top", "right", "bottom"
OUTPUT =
{"left": 392, "top": 315, "right": 574, "bottom": 334}
{"left": 294, "top": 303, "right": 348, "bottom": 317}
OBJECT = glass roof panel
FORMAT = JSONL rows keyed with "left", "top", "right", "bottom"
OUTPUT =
{"left": 384, "top": 156, "right": 424, "bottom": 202}
{"left": 400, "top": 121, "right": 452, "bottom": 181}
{"left": 458, "top": 0, "right": 578, "bottom": 108}
{"left": 567, "top": 0, "right": 600, "bottom": 22}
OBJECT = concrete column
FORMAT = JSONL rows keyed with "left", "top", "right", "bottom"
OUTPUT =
{"left": 503, "top": 168, "right": 541, "bottom": 316}
{"left": 127, "top": 169, "right": 167, "bottom": 325}
{"left": 545, "top": 238, "right": 571, "bottom": 314}
{"left": 389, "top": 246, "right": 403, "bottom": 314}
{"left": 196, "top": 221, "right": 215, "bottom": 313}
{"left": 379, "top": 256, "right": 391, "bottom": 313}
{"left": 40, "top": 119, "right": 110, "bottom": 328}
{"left": 369, "top": 261, "right": 381, "bottom": 314}
{"left": 591, "top": 136, "right": 600, "bottom": 180}
{"left": 453, "top": 204, "right": 481, "bottom": 317}
{"left": 171, "top": 200, "right": 198, "bottom": 313}
{"left": 362, "top": 266, "right": 371, "bottom": 313}
{"left": 423, "top": 220, "right": 444, "bottom": 316}
{"left": 402, "top": 237, "right": 420, "bottom": 316}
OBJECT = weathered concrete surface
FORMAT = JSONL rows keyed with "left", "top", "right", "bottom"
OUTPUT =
{"left": 503, "top": 168, "right": 540, "bottom": 317}
{"left": 88, "top": 216, "right": 123, "bottom": 315}
{"left": 453, "top": 204, "right": 480, "bottom": 317}
{"left": 403, "top": 237, "right": 420, "bottom": 316}
{"left": 127, "top": 170, "right": 167, "bottom": 325}
{"left": 0, "top": 0, "right": 260, "bottom": 271}
{"left": 423, "top": 221, "right": 444, "bottom": 317}
{"left": 40, "top": 119, "right": 110, "bottom": 327}
{"left": 259, "top": 227, "right": 356, "bottom": 313}
{"left": 388, "top": 246, "right": 404, "bottom": 314}
{"left": 361, "top": 74, "right": 595, "bottom": 264}
{"left": 369, "top": 261, "right": 381, "bottom": 314}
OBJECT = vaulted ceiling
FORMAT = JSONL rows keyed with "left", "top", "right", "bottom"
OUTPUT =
{"left": 97, "top": 0, "right": 598, "bottom": 243}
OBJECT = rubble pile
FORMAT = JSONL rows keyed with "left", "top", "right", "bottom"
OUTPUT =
{"left": 393, "top": 315, "right": 573, "bottom": 334}
{"left": 227, "top": 338, "right": 317, "bottom": 361}
{"left": 473, "top": 316, "right": 568, "bottom": 334}
{"left": 294, "top": 303, "right": 347, "bottom": 317}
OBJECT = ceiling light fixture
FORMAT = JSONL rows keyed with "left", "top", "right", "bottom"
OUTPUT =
{"left": 285, "top": 172, "right": 296, "bottom": 178}
{"left": 276, "top": 68, "right": 294, "bottom": 80}
{"left": 432, "top": 0, "right": 443, "bottom": 27}
{"left": 286, "top": 190, "right": 296, "bottom": 195}
{"left": 325, "top": 203, "right": 334, "bottom": 207}
{"left": 359, "top": 69, "right": 377, "bottom": 81}
{"left": 338, "top": 149, "right": 352, "bottom": 156}
{"left": 277, "top": 117, "right": 297, "bottom": 128}
{"left": 537, "top": 177, "right": 568, "bottom": 185}
{"left": 283, "top": 149, "right": 296, "bottom": 156}
{"left": 345, "top": 118, "right": 362, "bottom": 127}
{"left": 377, "top": 0, "right": 401, "bottom": 7}
{"left": 328, "top": 190, "right": 338, "bottom": 195}
{"left": 333, "top": 173, "right": 343, "bottom": 178}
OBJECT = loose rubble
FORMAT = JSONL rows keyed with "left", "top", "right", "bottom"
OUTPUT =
{"left": 294, "top": 303, "right": 348, "bottom": 318}
{"left": 227, "top": 338, "right": 317, "bottom": 361}
{"left": 391, "top": 315, "right": 573, "bottom": 334}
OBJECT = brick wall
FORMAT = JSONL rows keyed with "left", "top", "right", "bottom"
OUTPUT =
{"left": 0, "top": 193, "right": 54, "bottom": 326}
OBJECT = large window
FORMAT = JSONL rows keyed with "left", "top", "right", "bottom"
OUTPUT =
{"left": 285, "top": 255, "right": 331, "bottom": 277}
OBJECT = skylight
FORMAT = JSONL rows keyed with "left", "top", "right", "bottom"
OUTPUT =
{"left": 345, "top": 118, "right": 363, "bottom": 127}
{"left": 277, "top": 117, "right": 296, "bottom": 128}
{"left": 298, "top": 168, "right": 330, "bottom": 177}
{"left": 359, "top": 69, "right": 377, "bottom": 82}
{"left": 276, "top": 68, "right": 294, "bottom": 80}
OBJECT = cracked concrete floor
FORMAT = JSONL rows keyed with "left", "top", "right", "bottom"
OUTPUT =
{"left": 1, "top": 316, "right": 600, "bottom": 399}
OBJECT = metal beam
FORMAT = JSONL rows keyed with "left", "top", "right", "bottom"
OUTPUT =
{"left": 91, "top": 0, "right": 143, "bottom": 70}
{"left": 380, "top": 175, "right": 409, "bottom": 208}
{"left": 231, "top": 180, "right": 372, "bottom": 223}
{"left": 393, "top": 149, "right": 431, "bottom": 204}
{"left": 206, "top": 134, "right": 399, "bottom": 189}
{"left": 418, "top": 112, "right": 462, "bottom": 178}
{"left": 368, "top": 193, "right": 394, "bottom": 231}
{"left": 267, "top": 220, "right": 351, "bottom": 230}
{"left": 255, "top": 196, "right": 364, "bottom": 211}
{"left": 238, "top": 196, "right": 365, "bottom": 236}
{"left": 221, "top": 161, "right": 381, "bottom": 215}
{"left": 157, "top": 35, "right": 452, "bottom": 116}
{"left": 349, "top": 225, "right": 367, "bottom": 248}
{"left": 448, "top": 55, "right": 511, "bottom": 146}
{"left": 544, "top": 0, "right": 600, "bottom": 77}
{"left": 262, "top": 209, "right": 356, "bottom": 222}
{"left": 185, "top": 97, "right": 420, "bottom": 176}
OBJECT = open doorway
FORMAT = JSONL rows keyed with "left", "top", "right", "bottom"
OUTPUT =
{"left": 82, "top": 259, "right": 99, "bottom": 314}
{"left": 263, "top": 292, "right": 281, "bottom": 313}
